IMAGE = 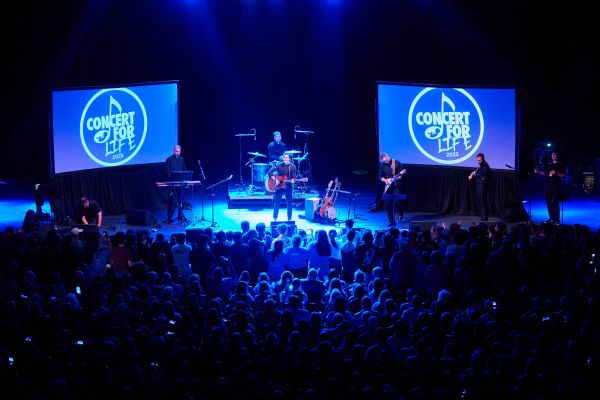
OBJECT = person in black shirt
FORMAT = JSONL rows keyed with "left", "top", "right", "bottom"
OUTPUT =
{"left": 77, "top": 197, "right": 102, "bottom": 226}
{"left": 468, "top": 152, "right": 491, "bottom": 221}
{"left": 165, "top": 145, "right": 187, "bottom": 223}
{"left": 543, "top": 151, "right": 566, "bottom": 223}
{"left": 379, "top": 153, "right": 406, "bottom": 226}
{"left": 267, "top": 131, "right": 287, "bottom": 164}
{"left": 267, "top": 153, "right": 297, "bottom": 221}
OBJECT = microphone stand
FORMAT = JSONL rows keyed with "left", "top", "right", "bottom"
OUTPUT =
{"left": 350, "top": 193, "right": 366, "bottom": 221}
{"left": 206, "top": 175, "right": 234, "bottom": 228}
{"left": 235, "top": 130, "right": 256, "bottom": 191}
{"left": 197, "top": 160, "right": 207, "bottom": 224}
{"left": 237, "top": 134, "right": 244, "bottom": 189}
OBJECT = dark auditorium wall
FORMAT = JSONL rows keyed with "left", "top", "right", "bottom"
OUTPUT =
{"left": 2, "top": 0, "right": 597, "bottom": 184}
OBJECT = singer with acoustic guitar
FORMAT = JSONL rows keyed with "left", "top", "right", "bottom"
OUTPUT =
{"left": 379, "top": 152, "right": 407, "bottom": 226}
{"left": 267, "top": 153, "right": 298, "bottom": 222}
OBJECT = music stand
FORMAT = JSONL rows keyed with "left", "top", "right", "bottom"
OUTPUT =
{"left": 170, "top": 170, "right": 193, "bottom": 224}
{"left": 347, "top": 193, "right": 366, "bottom": 221}
{"left": 171, "top": 170, "right": 193, "bottom": 181}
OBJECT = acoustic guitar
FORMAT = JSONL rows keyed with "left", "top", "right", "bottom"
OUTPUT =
{"left": 266, "top": 175, "right": 308, "bottom": 192}
{"left": 318, "top": 178, "right": 337, "bottom": 218}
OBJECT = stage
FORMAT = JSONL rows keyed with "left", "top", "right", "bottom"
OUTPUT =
{"left": 2, "top": 180, "right": 600, "bottom": 237}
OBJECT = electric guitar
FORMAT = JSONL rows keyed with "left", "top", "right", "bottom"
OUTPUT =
{"left": 383, "top": 169, "right": 407, "bottom": 194}
{"left": 266, "top": 175, "right": 308, "bottom": 191}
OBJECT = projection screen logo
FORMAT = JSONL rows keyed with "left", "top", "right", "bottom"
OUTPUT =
{"left": 408, "top": 88, "right": 484, "bottom": 164}
{"left": 79, "top": 88, "right": 148, "bottom": 167}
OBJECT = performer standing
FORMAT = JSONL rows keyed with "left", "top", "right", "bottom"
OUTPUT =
{"left": 165, "top": 145, "right": 187, "bottom": 224}
{"left": 543, "top": 151, "right": 566, "bottom": 224}
{"left": 379, "top": 153, "right": 406, "bottom": 226}
{"left": 267, "top": 131, "right": 287, "bottom": 164}
{"left": 468, "top": 152, "right": 491, "bottom": 221}
{"left": 267, "top": 153, "right": 297, "bottom": 221}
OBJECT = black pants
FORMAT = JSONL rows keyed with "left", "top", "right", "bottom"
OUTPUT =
{"left": 167, "top": 188, "right": 183, "bottom": 222}
{"left": 545, "top": 183, "right": 560, "bottom": 222}
{"left": 476, "top": 183, "right": 488, "bottom": 221}
{"left": 273, "top": 185, "right": 293, "bottom": 220}
{"left": 384, "top": 190, "right": 404, "bottom": 225}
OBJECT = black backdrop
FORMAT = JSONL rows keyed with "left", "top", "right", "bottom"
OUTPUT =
{"left": 2, "top": 1, "right": 597, "bottom": 195}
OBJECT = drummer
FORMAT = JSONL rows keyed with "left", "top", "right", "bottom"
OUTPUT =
{"left": 267, "top": 131, "right": 287, "bottom": 164}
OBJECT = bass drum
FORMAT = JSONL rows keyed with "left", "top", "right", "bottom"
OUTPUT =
{"left": 253, "top": 163, "right": 269, "bottom": 187}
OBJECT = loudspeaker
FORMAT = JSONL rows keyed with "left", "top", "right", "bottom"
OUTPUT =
{"left": 126, "top": 209, "right": 156, "bottom": 226}
{"left": 271, "top": 220, "right": 297, "bottom": 237}
{"left": 410, "top": 220, "right": 438, "bottom": 231}
{"left": 304, "top": 198, "right": 320, "bottom": 220}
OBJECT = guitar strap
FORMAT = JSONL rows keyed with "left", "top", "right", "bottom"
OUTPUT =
{"left": 392, "top": 159, "right": 396, "bottom": 176}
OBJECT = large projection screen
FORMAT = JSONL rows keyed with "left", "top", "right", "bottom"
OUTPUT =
{"left": 51, "top": 81, "right": 179, "bottom": 175}
{"left": 377, "top": 82, "right": 518, "bottom": 171}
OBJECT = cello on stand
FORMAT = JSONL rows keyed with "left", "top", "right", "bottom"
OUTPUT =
{"left": 324, "top": 179, "right": 342, "bottom": 222}
{"left": 315, "top": 178, "right": 340, "bottom": 224}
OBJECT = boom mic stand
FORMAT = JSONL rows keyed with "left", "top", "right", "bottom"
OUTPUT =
{"left": 235, "top": 129, "right": 256, "bottom": 191}
{"left": 197, "top": 160, "right": 208, "bottom": 225}
{"left": 205, "top": 174, "right": 235, "bottom": 228}
{"left": 294, "top": 125, "right": 315, "bottom": 189}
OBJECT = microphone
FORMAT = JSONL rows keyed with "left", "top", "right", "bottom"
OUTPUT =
{"left": 505, "top": 164, "right": 514, "bottom": 169}
{"left": 253, "top": 128, "right": 256, "bottom": 141}
{"left": 228, "top": 174, "right": 233, "bottom": 180}
{"left": 294, "top": 125, "right": 299, "bottom": 139}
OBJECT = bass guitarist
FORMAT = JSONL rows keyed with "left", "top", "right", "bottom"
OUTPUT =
{"left": 267, "top": 153, "right": 297, "bottom": 221}
{"left": 379, "top": 152, "right": 407, "bottom": 226}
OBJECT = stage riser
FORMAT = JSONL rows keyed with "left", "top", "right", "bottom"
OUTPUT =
{"left": 228, "top": 198, "right": 311, "bottom": 210}
{"left": 227, "top": 191, "right": 317, "bottom": 209}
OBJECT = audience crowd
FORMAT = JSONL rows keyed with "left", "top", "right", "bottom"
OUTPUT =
{"left": 0, "top": 218, "right": 597, "bottom": 399}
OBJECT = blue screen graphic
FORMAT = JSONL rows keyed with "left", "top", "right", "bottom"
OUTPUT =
{"left": 378, "top": 82, "right": 517, "bottom": 171}
{"left": 52, "top": 81, "right": 178, "bottom": 174}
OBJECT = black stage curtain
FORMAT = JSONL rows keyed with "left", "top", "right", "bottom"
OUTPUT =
{"left": 51, "top": 164, "right": 169, "bottom": 218}
{"left": 403, "top": 165, "right": 522, "bottom": 217}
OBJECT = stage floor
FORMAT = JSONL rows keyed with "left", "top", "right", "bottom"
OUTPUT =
{"left": 2, "top": 181, "right": 600, "bottom": 237}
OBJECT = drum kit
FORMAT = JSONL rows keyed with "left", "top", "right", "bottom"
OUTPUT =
{"left": 235, "top": 126, "right": 316, "bottom": 195}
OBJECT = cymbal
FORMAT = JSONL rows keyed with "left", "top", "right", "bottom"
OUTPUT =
{"left": 285, "top": 150, "right": 302, "bottom": 154}
{"left": 292, "top": 157, "right": 302, "bottom": 161}
{"left": 248, "top": 152, "right": 266, "bottom": 157}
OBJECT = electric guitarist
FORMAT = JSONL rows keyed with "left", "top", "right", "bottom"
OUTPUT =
{"left": 267, "top": 153, "right": 298, "bottom": 221}
{"left": 379, "top": 152, "right": 407, "bottom": 226}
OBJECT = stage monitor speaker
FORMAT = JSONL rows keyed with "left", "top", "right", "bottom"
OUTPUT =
{"left": 410, "top": 220, "right": 438, "bottom": 232}
{"left": 126, "top": 209, "right": 156, "bottom": 226}
{"left": 304, "top": 198, "right": 320, "bottom": 220}
{"left": 271, "top": 220, "right": 297, "bottom": 238}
